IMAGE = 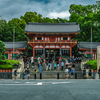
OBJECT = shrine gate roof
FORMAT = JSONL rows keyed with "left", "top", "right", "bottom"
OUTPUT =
{"left": 77, "top": 41, "right": 100, "bottom": 49}
{"left": 24, "top": 22, "right": 81, "bottom": 33}
{"left": 4, "top": 41, "right": 27, "bottom": 49}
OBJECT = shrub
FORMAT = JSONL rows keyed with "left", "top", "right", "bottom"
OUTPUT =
{"left": 86, "top": 60, "right": 97, "bottom": 70}
{"left": 0, "top": 59, "right": 19, "bottom": 69}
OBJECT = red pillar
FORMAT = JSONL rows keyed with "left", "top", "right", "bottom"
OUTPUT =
{"left": 70, "top": 47, "right": 72, "bottom": 58}
{"left": 9, "top": 51, "right": 12, "bottom": 59}
{"left": 33, "top": 47, "right": 35, "bottom": 58}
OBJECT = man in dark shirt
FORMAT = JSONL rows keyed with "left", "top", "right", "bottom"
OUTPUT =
{"left": 27, "top": 68, "right": 30, "bottom": 79}
{"left": 83, "top": 68, "right": 86, "bottom": 79}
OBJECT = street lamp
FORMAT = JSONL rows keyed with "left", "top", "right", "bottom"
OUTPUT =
{"left": 13, "top": 26, "right": 15, "bottom": 59}
{"left": 91, "top": 26, "right": 92, "bottom": 60}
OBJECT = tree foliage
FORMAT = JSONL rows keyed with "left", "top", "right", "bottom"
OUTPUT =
{"left": 0, "top": 40, "right": 5, "bottom": 60}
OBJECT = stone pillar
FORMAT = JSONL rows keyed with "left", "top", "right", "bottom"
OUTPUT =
{"left": 97, "top": 46, "right": 100, "bottom": 70}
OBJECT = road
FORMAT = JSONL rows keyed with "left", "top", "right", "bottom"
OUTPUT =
{"left": 0, "top": 79, "right": 100, "bottom": 100}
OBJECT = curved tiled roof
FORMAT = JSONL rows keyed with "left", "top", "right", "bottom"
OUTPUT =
{"left": 77, "top": 41, "right": 100, "bottom": 49}
{"left": 4, "top": 41, "right": 27, "bottom": 49}
{"left": 24, "top": 22, "right": 81, "bottom": 33}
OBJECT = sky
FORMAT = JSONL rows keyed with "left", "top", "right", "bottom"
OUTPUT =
{"left": 0, "top": 0, "right": 98, "bottom": 21}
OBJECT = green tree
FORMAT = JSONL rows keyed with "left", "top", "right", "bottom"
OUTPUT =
{"left": 8, "top": 18, "right": 28, "bottom": 41}
{"left": 0, "top": 40, "right": 6, "bottom": 60}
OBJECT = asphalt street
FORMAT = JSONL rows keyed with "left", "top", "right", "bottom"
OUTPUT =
{"left": 0, "top": 79, "right": 100, "bottom": 100}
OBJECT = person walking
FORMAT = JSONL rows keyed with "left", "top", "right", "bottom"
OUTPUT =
{"left": 98, "top": 67, "right": 100, "bottom": 79}
{"left": 27, "top": 68, "right": 30, "bottom": 79}
{"left": 83, "top": 68, "right": 86, "bottom": 79}
{"left": 14, "top": 70, "right": 17, "bottom": 79}
{"left": 65, "top": 67, "right": 69, "bottom": 79}
{"left": 61, "top": 61, "right": 64, "bottom": 70}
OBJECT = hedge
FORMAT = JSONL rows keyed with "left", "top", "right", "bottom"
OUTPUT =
{"left": 86, "top": 60, "right": 97, "bottom": 70}
{"left": 0, "top": 60, "right": 19, "bottom": 69}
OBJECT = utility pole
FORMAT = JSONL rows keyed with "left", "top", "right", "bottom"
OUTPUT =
{"left": 13, "top": 26, "right": 15, "bottom": 59}
{"left": 91, "top": 26, "right": 92, "bottom": 60}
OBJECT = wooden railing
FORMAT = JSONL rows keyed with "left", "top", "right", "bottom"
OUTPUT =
{"left": 28, "top": 40, "right": 77, "bottom": 43}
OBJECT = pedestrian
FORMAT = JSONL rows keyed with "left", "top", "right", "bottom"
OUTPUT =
{"left": 61, "top": 61, "right": 64, "bottom": 70}
{"left": 68, "top": 65, "right": 71, "bottom": 73}
{"left": 27, "top": 68, "right": 30, "bottom": 79}
{"left": 72, "top": 63, "right": 75, "bottom": 68}
{"left": 43, "top": 55, "right": 45, "bottom": 62}
{"left": 34, "top": 70, "right": 37, "bottom": 79}
{"left": 65, "top": 59, "right": 68, "bottom": 68}
{"left": 88, "top": 68, "right": 92, "bottom": 79}
{"left": 71, "top": 68, "right": 74, "bottom": 78}
{"left": 83, "top": 68, "right": 86, "bottom": 79}
{"left": 24, "top": 68, "right": 27, "bottom": 79}
{"left": 46, "top": 63, "right": 48, "bottom": 71}
{"left": 76, "top": 57, "right": 78, "bottom": 63}
{"left": 57, "top": 61, "right": 59, "bottom": 70}
{"left": 65, "top": 67, "right": 69, "bottom": 79}
{"left": 31, "top": 56, "right": 34, "bottom": 65}
{"left": 39, "top": 63, "right": 42, "bottom": 73}
{"left": 79, "top": 57, "right": 82, "bottom": 63}
{"left": 54, "top": 62, "right": 57, "bottom": 70}
{"left": 14, "top": 70, "right": 17, "bottom": 79}
{"left": 98, "top": 67, "right": 100, "bottom": 79}
{"left": 26, "top": 60, "right": 29, "bottom": 68}
{"left": 48, "top": 58, "right": 51, "bottom": 70}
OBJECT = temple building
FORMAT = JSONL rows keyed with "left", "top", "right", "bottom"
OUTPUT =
{"left": 24, "top": 22, "right": 81, "bottom": 62}
{"left": 4, "top": 41, "right": 27, "bottom": 59}
{"left": 77, "top": 41, "right": 100, "bottom": 60}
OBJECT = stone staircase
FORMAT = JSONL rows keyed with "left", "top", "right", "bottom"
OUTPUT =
{"left": 23, "top": 62, "right": 83, "bottom": 79}
{"left": 75, "top": 63, "right": 83, "bottom": 79}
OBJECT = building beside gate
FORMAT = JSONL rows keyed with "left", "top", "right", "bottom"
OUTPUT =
{"left": 24, "top": 22, "right": 81, "bottom": 62}
{"left": 77, "top": 41, "right": 100, "bottom": 60}
{"left": 4, "top": 41, "right": 27, "bottom": 59}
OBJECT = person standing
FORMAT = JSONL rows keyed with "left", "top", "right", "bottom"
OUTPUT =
{"left": 26, "top": 60, "right": 29, "bottom": 68}
{"left": 65, "top": 59, "right": 68, "bottom": 68}
{"left": 88, "top": 68, "right": 92, "bottom": 79}
{"left": 48, "top": 58, "right": 52, "bottom": 70}
{"left": 61, "top": 61, "right": 64, "bottom": 70}
{"left": 83, "top": 68, "right": 86, "bottom": 79}
{"left": 54, "top": 62, "right": 57, "bottom": 70}
{"left": 46, "top": 64, "right": 48, "bottom": 71}
{"left": 27, "top": 68, "right": 30, "bottom": 79}
{"left": 39, "top": 63, "right": 42, "bottom": 73}
{"left": 34, "top": 70, "right": 37, "bottom": 79}
{"left": 71, "top": 68, "right": 74, "bottom": 78}
{"left": 57, "top": 61, "right": 59, "bottom": 70}
{"left": 31, "top": 56, "right": 34, "bottom": 65}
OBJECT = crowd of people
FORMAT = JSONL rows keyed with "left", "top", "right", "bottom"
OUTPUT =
{"left": 13, "top": 55, "right": 86, "bottom": 79}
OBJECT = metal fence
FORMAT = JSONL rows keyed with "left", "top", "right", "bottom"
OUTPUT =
{"left": 0, "top": 71, "right": 100, "bottom": 79}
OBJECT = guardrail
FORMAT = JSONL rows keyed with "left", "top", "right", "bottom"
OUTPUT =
{"left": 0, "top": 71, "right": 100, "bottom": 79}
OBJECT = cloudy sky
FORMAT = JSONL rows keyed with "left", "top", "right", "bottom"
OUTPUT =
{"left": 0, "top": 0, "right": 98, "bottom": 21}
